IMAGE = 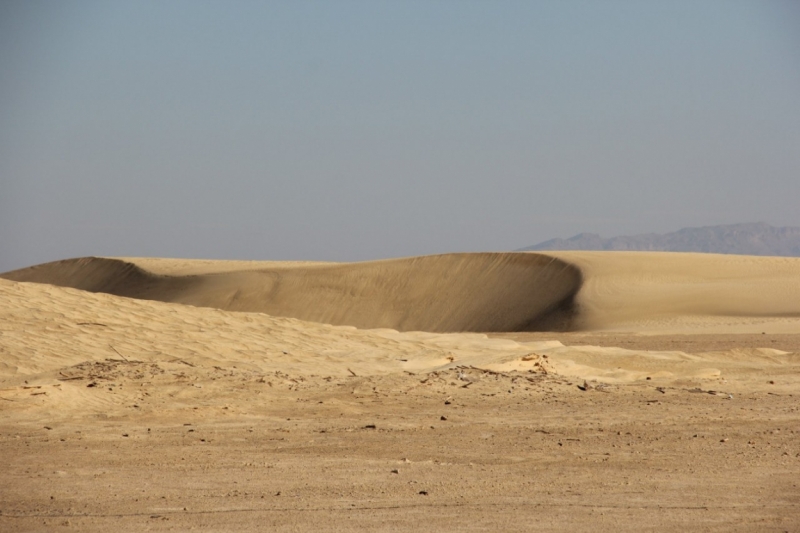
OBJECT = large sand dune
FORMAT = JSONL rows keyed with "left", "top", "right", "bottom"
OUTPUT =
{"left": 4, "top": 251, "right": 800, "bottom": 333}
{"left": 1, "top": 253, "right": 582, "bottom": 332}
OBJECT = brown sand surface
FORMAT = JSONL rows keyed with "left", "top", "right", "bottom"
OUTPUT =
{"left": 1, "top": 252, "right": 799, "bottom": 531}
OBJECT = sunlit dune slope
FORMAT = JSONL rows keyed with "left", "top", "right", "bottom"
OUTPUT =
{"left": 546, "top": 251, "right": 800, "bottom": 332}
{"left": 0, "top": 253, "right": 581, "bottom": 332}
{"left": 4, "top": 251, "right": 800, "bottom": 333}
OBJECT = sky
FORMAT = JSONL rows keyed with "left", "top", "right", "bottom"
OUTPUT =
{"left": 1, "top": 0, "right": 799, "bottom": 271}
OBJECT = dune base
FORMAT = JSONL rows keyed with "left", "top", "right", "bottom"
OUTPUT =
{"left": 1, "top": 339, "right": 798, "bottom": 532}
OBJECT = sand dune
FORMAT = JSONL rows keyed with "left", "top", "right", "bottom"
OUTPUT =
{"left": 3, "top": 250, "right": 800, "bottom": 388}
{"left": 1, "top": 253, "right": 582, "bottom": 332}
{"left": 4, "top": 251, "right": 800, "bottom": 333}
{"left": 1, "top": 274, "right": 798, "bottom": 391}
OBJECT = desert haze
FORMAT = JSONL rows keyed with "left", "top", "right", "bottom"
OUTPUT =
{"left": 1, "top": 252, "right": 799, "bottom": 531}
{"left": 521, "top": 222, "right": 800, "bottom": 256}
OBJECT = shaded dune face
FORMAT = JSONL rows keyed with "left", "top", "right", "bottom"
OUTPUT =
{"left": 1, "top": 253, "right": 583, "bottom": 332}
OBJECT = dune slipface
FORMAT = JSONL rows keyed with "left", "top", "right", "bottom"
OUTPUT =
{"left": 0, "top": 253, "right": 582, "bottom": 332}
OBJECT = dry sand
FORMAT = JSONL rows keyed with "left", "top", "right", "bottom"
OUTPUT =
{"left": 1, "top": 252, "right": 799, "bottom": 531}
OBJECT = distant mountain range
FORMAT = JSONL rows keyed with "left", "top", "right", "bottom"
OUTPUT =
{"left": 518, "top": 223, "right": 800, "bottom": 256}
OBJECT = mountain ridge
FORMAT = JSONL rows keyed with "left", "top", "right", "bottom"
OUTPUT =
{"left": 518, "top": 222, "right": 800, "bottom": 256}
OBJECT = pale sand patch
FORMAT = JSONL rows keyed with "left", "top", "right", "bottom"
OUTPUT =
{"left": 543, "top": 251, "right": 800, "bottom": 333}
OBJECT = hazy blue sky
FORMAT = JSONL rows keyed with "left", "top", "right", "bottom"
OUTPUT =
{"left": 2, "top": 0, "right": 799, "bottom": 271}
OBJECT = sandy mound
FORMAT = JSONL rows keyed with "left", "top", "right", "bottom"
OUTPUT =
{"left": 4, "top": 251, "right": 800, "bottom": 333}
{"left": 2, "top": 276, "right": 798, "bottom": 391}
{"left": 1, "top": 253, "right": 581, "bottom": 332}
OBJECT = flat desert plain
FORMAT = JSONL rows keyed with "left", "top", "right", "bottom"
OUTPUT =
{"left": 1, "top": 252, "right": 799, "bottom": 532}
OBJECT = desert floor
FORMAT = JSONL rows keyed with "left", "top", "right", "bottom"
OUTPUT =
{"left": 1, "top": 253, "right": 799, "bottom": 531}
